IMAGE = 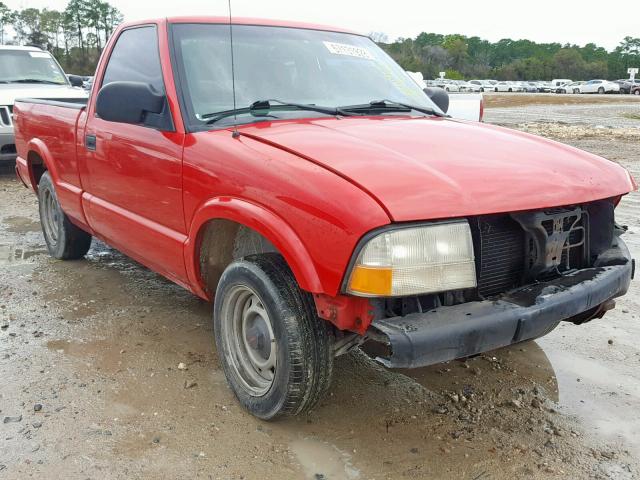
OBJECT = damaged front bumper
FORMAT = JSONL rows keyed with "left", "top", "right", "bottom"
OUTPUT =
{"left": 367, "top": 237, "right": 634, "bottom": 368}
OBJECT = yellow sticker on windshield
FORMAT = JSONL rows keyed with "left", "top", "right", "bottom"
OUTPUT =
{"left": 323, "top": 41, "right": 373, "bottom": 60}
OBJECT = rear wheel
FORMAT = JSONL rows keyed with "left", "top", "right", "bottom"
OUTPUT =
{"left": 38, "top": 172, "right": 92, "bottom": 260}
{"left": 634, "top": 90, "right": 640, "bottom": 96}
{"left": 214, "top": 254, "right": 333, "bottom": 420}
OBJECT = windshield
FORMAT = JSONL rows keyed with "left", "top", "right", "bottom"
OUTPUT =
{"left": 0, "top": 50, "right": 68, "bottom": 85}
{"left": 171, "top": 24, "right": 441, "bottom": 128}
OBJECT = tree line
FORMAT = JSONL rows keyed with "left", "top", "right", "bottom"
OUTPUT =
{"left": 374, "top": 32, "right": 640, "bottom": 81}
{"left": 0, "top": 0, "right": 123, "bottom": 75}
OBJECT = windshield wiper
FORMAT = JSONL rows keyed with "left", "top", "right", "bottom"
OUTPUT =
{"left": 341, "top": 100, "right": 448, "bottom": 118}
{"left": 202, "top": 99, "right": 353, "bottom": 125}
{"left": 7, "top": 79, "right": 66, "bottom": 85}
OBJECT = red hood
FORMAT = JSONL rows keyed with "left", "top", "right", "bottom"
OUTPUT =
{"left": 239, "top": 117, "right": 634, "bottom": 222}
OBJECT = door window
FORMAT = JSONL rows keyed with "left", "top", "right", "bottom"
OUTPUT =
{"left": 102, "top": 26, "right": 164, "bottom": 92}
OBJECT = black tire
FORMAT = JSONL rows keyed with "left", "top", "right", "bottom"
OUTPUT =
{"left": 214, "top": 254, "right": 333, "bottom": 420}
{"left": 598, "top": 87, "right": 605, "bottom": 94}
{"left": 508, "top": 88, "right": 512, "bottom": 92}
{"left": 38, "top": 172, "right": 92, "bottom": 260}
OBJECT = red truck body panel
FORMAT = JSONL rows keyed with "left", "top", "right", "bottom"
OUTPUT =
{"left": 13, "top": 17, "right": 636, "bottom": 334}
{"left": 237, "top": 116, "right": 634, "bottom": 222}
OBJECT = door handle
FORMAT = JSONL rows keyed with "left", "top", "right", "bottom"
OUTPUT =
{"left": 86, "top": 134, "right": 97, "bottom": 151}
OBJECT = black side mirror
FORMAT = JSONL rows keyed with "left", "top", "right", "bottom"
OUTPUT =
{"left": 423, "top": 87, "right": 450, "bottom": 114}
{"left": 96, "top": 81, "right": 168, "bottom": 128}
{"left": 68, "top": 75, "right": 84, "bottom": 87}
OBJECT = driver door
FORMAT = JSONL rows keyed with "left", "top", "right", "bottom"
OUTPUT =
{"left": 80, "top": 25, "right": 188, "bottom": 284}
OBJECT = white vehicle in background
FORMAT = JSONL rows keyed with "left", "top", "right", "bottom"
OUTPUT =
{"left": 441, "top": 80, "right": 461, "bottom": 92}
{"left": 493, "top": 81, "right": 524, "bottom": 92}
{"left": 466, "top": 80, "right": 485, "bottom": 92}
{"left": 559, "top": 81, "right": 584, "bottom": 94}
{"left": 550, "top": 78, "right": 572, "bottom": 92}
{"left": 536, "top": 81, "right": 553, "bottom": 93}
{"left": 0, "top": 45, "right": 88, "bottom": 165}
{"left": 580, "top": 79, "right": 621, "bottom": 94}
{"left": 405, "top": 71, "right": 484, "bottom": 121}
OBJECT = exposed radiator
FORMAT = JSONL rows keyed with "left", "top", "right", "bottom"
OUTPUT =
{"left": 475, "top": 215, "right": 525, "bottom": 297}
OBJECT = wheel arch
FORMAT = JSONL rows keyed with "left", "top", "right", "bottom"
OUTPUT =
{"left": 184, "top": 197, "right": 323, "bottom": 300}
{"left": 25, "top": 139, "right": 58, "bottom": 192}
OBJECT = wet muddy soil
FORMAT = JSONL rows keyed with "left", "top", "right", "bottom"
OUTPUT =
{"left": 1, "top": 107, "right": 639, "bottom": 479}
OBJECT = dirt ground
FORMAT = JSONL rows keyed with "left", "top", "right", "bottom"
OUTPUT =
{"left": 1, "top": 95, "right": 639, "bottom": 479}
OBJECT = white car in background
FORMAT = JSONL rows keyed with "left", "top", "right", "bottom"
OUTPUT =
{"left": 493, "top": 81, "right": 524, "bottom": 92}
{"left": 550, "top": 78, "right": 572, "bottom": 91}
{"left": 0, "top": 45, "right": 88, "bottom": 165}
{"left": 559, "top": 81, "right": 584, "bottom": 94}
{"left": 441, "top": 80, "right": 462, "bottom": 92}
{"left": 466, "top": 80, "right": 485, "bottom": 92}
{"left": 580, "top": 79, "right": 620, "bottom": 94}
{"left": 405, "top": 71, "right": 484, "bottom": 121}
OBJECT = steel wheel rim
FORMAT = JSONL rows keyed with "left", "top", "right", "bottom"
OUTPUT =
{"left": 222, "top": 285, "right": 276, "bottom": 396}
{"left": 42, "top": 189, "right": 60, "bottom": 246}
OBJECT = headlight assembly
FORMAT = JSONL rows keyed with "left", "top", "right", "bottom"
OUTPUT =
{"left": 346, "top": 221, "right": 477, "bottom": 297}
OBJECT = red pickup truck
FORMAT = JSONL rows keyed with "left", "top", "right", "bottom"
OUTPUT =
{"left": 14, "top": 17, "right": 636, "bottom": 420}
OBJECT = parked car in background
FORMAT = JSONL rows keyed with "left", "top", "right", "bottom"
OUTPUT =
{"left": 83, "top": 76, "right": 94, "bottom": 91}
{"left": 550, "top": 79, "right": 572, "bottom": 91}
{"left": 615, "top": 79, "right": 640, "bottom": 94}
{"left": 559, "top": 81, "right": 585, "bottom": 94}
{"left": 466, "top": 80, "right": 485, "bottom": 92}
{"left": 439, "top": 80, "right": 461, "bottom": 92}
{"left": 494, "top": 81, "right": 515, "bottom": 92}
{"left": 536, "top": 81, "right": 553, "bottom": 93}
{"left": 519, "top": 81, "right": 538, "bottom": 93}
{"left": 580, "top": 79, "right": 620, "bottom": 94}
{"left": 525, "top": 81, "right": 540, "bottom": 92}
{"left": 453, "top": 80, "right": 471, "bottom": 92}
{"left": 0, "top": 45, "right": 87, "bottom": 165}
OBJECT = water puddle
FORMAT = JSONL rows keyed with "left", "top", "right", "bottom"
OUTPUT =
{"left": 0, "top": 243, "right": 47, "bottom": 266}
{"left": 290, "top": 437, "right": 360, "bottom": 480}
{"left": 3, "top": 216, "right": 41, "bottom": 233}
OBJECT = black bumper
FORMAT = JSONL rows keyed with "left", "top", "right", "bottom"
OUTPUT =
{"left": 368, "top": 238, "right": 634, "bottom": 368}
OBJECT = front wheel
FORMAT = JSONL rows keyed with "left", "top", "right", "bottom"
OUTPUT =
{"left": 598, "top": 87, "right": 605, "bottom": 94}
{"left": 38, "top": 172, "right": 92, "bottom": 259}
{"left": 635, "top": 90, "right": 640, "bottom": 96}
{"left": 214, "top": 254, "right": 334, "bottom": 420}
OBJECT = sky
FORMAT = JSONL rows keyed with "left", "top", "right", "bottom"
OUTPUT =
{"left": 4, "top": 0, "right": 635, "bottom": 51}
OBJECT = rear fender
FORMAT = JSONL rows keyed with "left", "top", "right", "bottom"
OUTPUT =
{"left": 25, "top": 138, "right": 89, "bottom": 230}
{"left": 25, "top": 138, "right": 59, "bottom": 191}
{"left": 185, "top": 197, "right": 323, "bottom": 300}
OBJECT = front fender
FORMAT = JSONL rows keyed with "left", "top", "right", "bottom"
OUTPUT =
{"left": 184, "top": 196, "right": 323, "bottom": 300}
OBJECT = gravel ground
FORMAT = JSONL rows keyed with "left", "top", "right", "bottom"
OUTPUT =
{"left": 1, "top": 96, "right": 639, "bottom": 479}
{"left": 483, "top": 93, "right": 640, "bottom": 128}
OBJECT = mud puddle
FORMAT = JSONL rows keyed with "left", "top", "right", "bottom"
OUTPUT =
{"left": 290, "top": 437, "right": 360, "bottom": 480}
{"left": 0, "top": 243, "right": 47, "bottom": 266}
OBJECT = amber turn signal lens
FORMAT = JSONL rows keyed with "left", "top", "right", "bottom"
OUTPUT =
{"left": 348, "top": 265, "right": 393, "bottom": 296}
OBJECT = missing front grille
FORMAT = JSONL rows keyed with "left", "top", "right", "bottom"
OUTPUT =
{"left": 512, "top": 207, "right": 588, "bottom": 281}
